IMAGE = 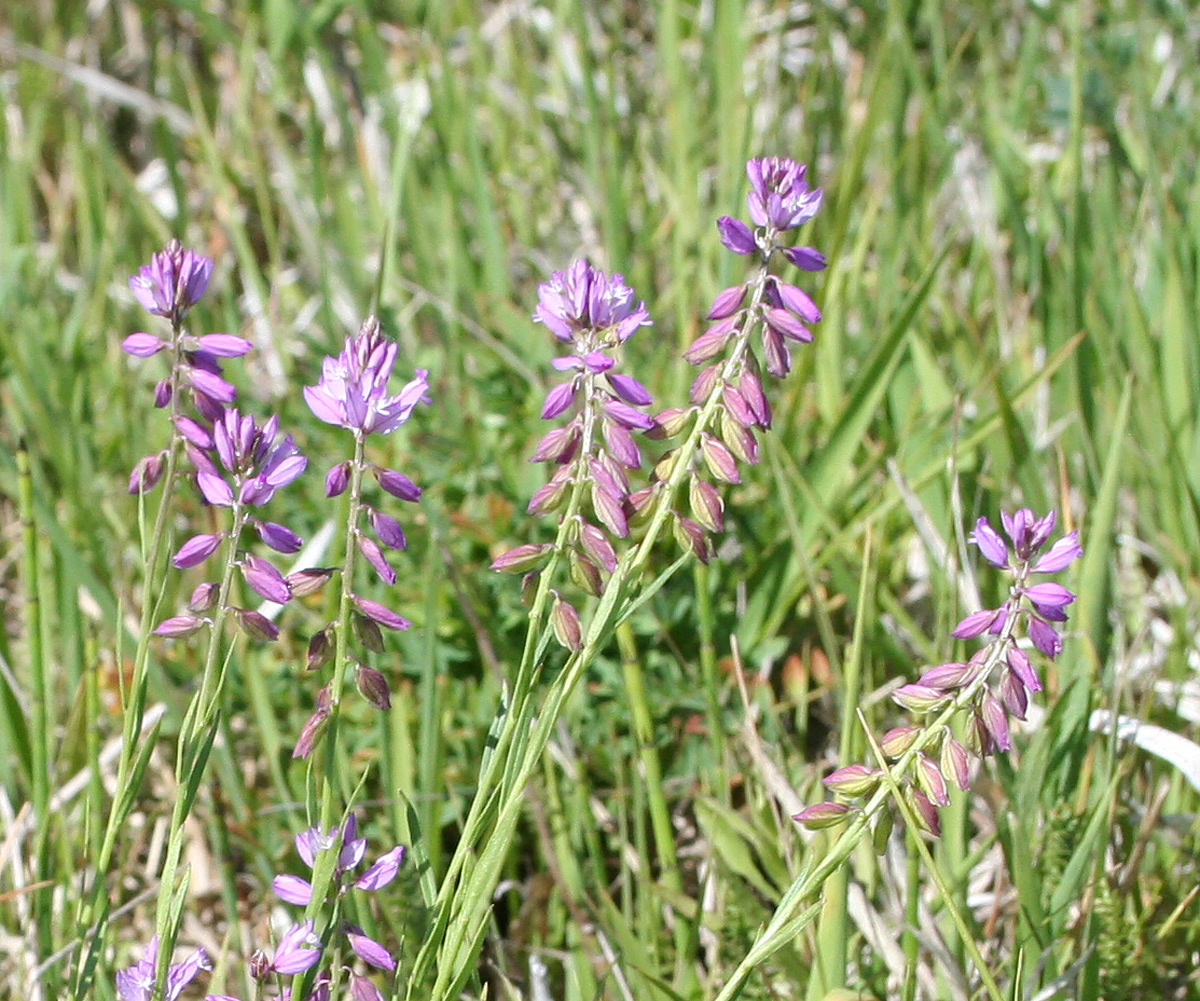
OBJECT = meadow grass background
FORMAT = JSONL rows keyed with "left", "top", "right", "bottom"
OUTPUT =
{"left": 2, "top": 0, "right": 1200, "bottom": 998}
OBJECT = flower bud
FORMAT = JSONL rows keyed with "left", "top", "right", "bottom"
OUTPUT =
{"left": 128, "top": 452, "right": 167, "bottom": 494}
{"left": 187, "top": 582, "right": 219, "bottom": 613}
{"left": 720, "top": 413, "right": 759, "bottom": 465}
{"left": 979, "top": 692, "right": 1011, "bottom": 752}
{"left": 689, "top": 477, "right": 725, "bottom": 534}
{"left": 700, "top": 433, "right": 741, "bottom": 484}
{"left": 172, "top": 532, "right": 224, "bottom": 569}
{"left": 1006, "top": 644, "right": 1042, "bottom": 692}
{"left": 325, "top": 461, "right": 350, "bottom": 498}
{"left": 551, "top": 593, "right": 582, "bottom": 651}
{"left": 683, "top": 323, "right": 735, "bottom": 365}
{"left": 707, "top": 284, "right": 748, "bottom": 320}
{"left": 356, "top": 663, "right": 392, "bottom": 710}
{"left": 916, "top": 662, "right": 974, "bottom": 691}
{"left": 353, "top": 612, "right": 386, "bottom": 654}
{"left": 940, "top": 736, "right": 971, "bottom": 791}
{"left": 871, "top": 808, "right": 894, "bottom": 855}
{"left": 568, "top": 551, "right": 604, "bottom": 597}
{"left": 241, "top": 554, "right": 292, "bottom": 604}
{"left": 154, "top": 614, "right": 208, "bottom": 638}
{"left": 792, "top": 801, "right": 851, "bottom": 830}
{"left": 578, "top": 520, "right": 617, "bottom": 573}
{"left": 352, "top": 594, "right": 410, "bottom": 631}
{"left": 952, "top": 608, "right": 1002, "bottom": 639}
{"left": 591, "top": 481, "right": 629, "bottom": 538}
{"left": 880, "top": 726, "right": 920, "bottom": 757}
{"left": 907, "top": 786, "right": 941, "bottom": 837}
{"left": 531, "top": 425, "right": 579, "bottom": 464}
{"left": 307, "top": 628, "right": 332, "bottom": 672}
{"left": 891, "top": 684, "right": 950, "bottom": 713}
{"left": 1000, "top": 668, "right": 1028, "bottom": 720}
{"left": 375, "top": 466, "right": 422, "bottom": 502}
{"left": 688, "top": 365, "right": 722, "bottom": 405}
{"left": 249, "top": 949, "right": 272, "bottom": 981}
{"left": 673, "top": 515, "right": 712, "bottom": 564}
{"left": 721, "top": 384, "right": 755, "bottom": 428}
{"left": 234, "top": 607, "right": 280, "bottom": 642}
{"left": 627, "top": 486, "right": 658, "bottom": 522}
{"left": 527, "top": 469, "right": 572, "bottom": 516}
{"left": 287, "top": 567, "right": 336, "bottom": 597}
{"left": 916, "top": 754, "right": 949, "bottom": 807}
{"left": 648, "top": 407, "right": 693, "bottom": 440}
{"left": 490, "top": 543, "right": 553, "bottom": 573}
{"left": 738, "top": 367, "right": 771, "bottom": 427}
{"left": 822, "top": 764, "right": 881, "bottom": 797}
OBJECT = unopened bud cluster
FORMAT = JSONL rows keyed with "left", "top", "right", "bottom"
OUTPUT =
{"left": 795, "top": 509, "right": 1082, "bottom": 838}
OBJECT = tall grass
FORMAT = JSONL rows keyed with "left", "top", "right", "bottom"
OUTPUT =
{"left": 2, "top": 1, "right": 1199, "bottom": 998}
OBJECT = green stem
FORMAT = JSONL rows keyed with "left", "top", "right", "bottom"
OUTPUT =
{"left": 153, "top": 502, "right": 245, "bottom": 994}
{"left": 711, "top": 619, "right": 1021, "bottom": 1001}
{"left": 413, "top": 249, "right": 783, "bottom": 999}
{"left": 616, "top": 622, "right": 698, "bottom": 995}
{"left": 307, "top": 430, "right": 368, "bottom": 922}
{"left": 71, "top": 334, "right": 189, "bottom": 999}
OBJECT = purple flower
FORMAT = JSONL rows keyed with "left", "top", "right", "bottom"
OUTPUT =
{"left": 305, "top": 316, "right": 429, "bottom": 436}
{"left": 533, "top": 259, "right": 651, "bottom": 344}
{"left": 693, "top": 157, "right": 825, "bottom": 391}
{"left": 269, "top": 921, "right": 322, "bottom": 975}
{"left": 345, "top": 924, "right": 396, "bottom": 971}
{"left": 964, "top": 509, "right": 1082, "bottom": 661}
{"left": 194, "top": 409, "right": 308, "bottom": 513}
{"left": 273, "top": 815, "right": 406, "bottom": 908}
{"left": 745, "top": 157, "right": 823, "bottom": 232}
{"left": 128, "top": 240, "right": 213, "bottom": 324}
{"left": 116, "top": 936, "right": 210, "bottom": 1001}
{"left": 172, "top": 532, "right": 224, "bottom": 569}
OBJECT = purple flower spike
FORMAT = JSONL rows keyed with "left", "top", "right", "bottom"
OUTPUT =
{"left": 129, "top": 241, "right": 213, "bottom": 323}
